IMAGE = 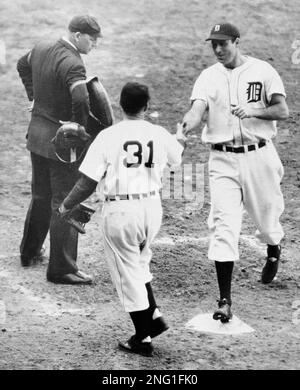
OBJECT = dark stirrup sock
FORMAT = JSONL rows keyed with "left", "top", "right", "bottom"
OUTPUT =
{"left": 215, "top": 261, "right": 234, "bottom": 306}
{"left": 267, "top": 244, "right": 281, "bottom": 258}
{"left": 129, "top": 309, "right": 152, "bottom": 341}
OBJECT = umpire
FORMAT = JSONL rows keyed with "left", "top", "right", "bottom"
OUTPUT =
{"left": 17, "top": 15, "right": 102, "bottom": 284}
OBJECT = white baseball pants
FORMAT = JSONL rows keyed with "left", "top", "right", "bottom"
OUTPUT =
{"left": 101, "top": 198, "right": 162, "bottom": 312}
{"left": 208, "top": 141, "right": 284, "bottom": 262}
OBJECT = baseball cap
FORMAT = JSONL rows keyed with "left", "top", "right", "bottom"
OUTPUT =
{"left": 68, "top": 15, "right": 102, "bottom": 38}
{"left": 205, "top": 23, "right": 240, "bottom": 41}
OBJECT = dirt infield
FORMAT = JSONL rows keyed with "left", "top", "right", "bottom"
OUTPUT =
{"left": 0, "top": 0, "right": 299, "bottom": 370}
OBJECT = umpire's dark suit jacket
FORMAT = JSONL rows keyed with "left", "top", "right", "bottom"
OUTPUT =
{"left": 17, "top": 39, "right": 91, "bottom": 277}
{"left": 17, "top": 38, "right": 90, "bottom": 159}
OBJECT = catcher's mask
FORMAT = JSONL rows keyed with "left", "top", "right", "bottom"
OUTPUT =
{"left": 52, "top": 76, "right": 114, "bottom": 163}
{"left": 51, "top": 122, "right": 91, "bottom": 163}
{"left": 86, "top": 76, "right": 114, "bottom": 138}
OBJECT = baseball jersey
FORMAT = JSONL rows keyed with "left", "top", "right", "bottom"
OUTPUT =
{"left": 79, "top": 119, "right": 183, "bottom": 195}
{"left": 191, "top": 56, "right": 286, "bottom": 145}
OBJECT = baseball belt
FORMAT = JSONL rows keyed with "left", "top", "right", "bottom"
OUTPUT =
{"left": 211, "top": 140, "right": 266, "bottom": 153}
{"left": 105, "top": 190, "right": 157, "bottom": 202}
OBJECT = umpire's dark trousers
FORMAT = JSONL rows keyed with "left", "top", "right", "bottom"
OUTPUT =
{"left": 20, "top": 152, "right": 80, "bottom": 277}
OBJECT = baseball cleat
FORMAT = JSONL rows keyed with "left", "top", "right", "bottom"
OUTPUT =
{"left": 118, "top": 335, "right": 153, "bottom": 357}
{"left": 150, "top": 316, "right": 169, "bottom": 338}
{"left": 213, "top": 298, "right": 233, "bottom": 323}
{"left": 261, "top": 245, "right": 281, "bottom": 284}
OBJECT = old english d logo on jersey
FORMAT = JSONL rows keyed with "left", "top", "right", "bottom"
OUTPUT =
{"left": 246, "top": 82, "right": 263, "bottom": 103}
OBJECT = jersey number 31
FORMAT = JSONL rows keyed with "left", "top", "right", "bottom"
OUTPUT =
{"left": 123, "top": 141, "right": 154, "bottom": 168}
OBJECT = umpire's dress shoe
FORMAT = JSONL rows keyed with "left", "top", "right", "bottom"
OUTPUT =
{"left": 21, "top": 247, "right": 46, "bottom": 267}
{"left": 47, "top": 270, "right": 93, "bottom": 285}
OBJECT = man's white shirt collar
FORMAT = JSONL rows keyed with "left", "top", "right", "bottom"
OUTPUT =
{"left": 62, "top": 37, "right": 78, "bottom": 52}
{"left": 62, "top": 37, "right": 84, "bottom": 62}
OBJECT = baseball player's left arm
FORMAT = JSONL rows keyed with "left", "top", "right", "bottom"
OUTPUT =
{"left": 60, "top": 173, "right": 98, "bottom": 212}
{"left": 58, "top": 174, "right": 98, "bottom": 234}
{"left": 232, "top": 94, "right": 289, "bottom": 120}
{"left": 60, "top": 132, "right": 107, "bottom": 212}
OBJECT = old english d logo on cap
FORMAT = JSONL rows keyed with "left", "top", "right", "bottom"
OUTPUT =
{"left": 206, "top": 23, "right": 240, "bottom": 41}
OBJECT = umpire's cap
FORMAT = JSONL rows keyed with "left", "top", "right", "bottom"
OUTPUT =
{"left": 69, "top": 15, "right": 102, "bottom": 38}
{"left": 206, "top": 23, "right": 240, "bottom": 41}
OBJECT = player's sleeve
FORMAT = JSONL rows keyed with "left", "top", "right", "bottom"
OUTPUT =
{"left": 190, "top": 71, "right": 208, "bottom": 106}
{"left": 264, "top": 64, "right": 286, "bottom": 102}
{"left": 79, "top": 133, "right": 108, "bottom": 182}
{"left": 63, "top": 174, "right": 98, "bottom": 210}
{"left": 163, "top": 129, "right": 184, "bottom": 166}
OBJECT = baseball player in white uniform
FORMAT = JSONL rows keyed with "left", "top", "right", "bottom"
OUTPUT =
{"left": 182, "top": 23, "right": 289, "bottom": 322}
{"left": 58, "top": 82, "right": 185, "bottom": 356}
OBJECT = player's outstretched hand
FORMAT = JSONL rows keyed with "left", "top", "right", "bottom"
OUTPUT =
{"left": 28, "top": 100, "right": 34, "bottom": 112}
{"left": 176, "top": 122, "right": 188, "bottom": 143}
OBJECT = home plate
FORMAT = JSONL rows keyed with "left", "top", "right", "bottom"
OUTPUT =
{"left": 186, "top": 313, "right": 255, "bottom": 335}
